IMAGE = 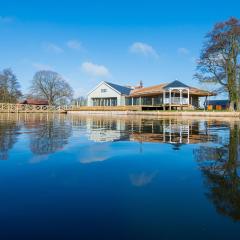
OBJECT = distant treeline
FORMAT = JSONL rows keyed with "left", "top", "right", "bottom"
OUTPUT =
{"left": 0, "top": 69, "right": 87, "bottom": 105}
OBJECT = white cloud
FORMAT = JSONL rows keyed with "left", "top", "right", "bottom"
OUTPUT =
{"left": 32, "top": 62, "right": 53, "bottom": 71}
{"left": 129, "top": 42, "right": 159, "bottom": 58}
{"left": 178, "top": 47, "right": 190, "bottom": 55}
{"left": 43, "top": 42, "right": 64, "bottom": 54}
{"left": 67, "top": 40, "right": 82, "bottom": 50}
{"left": 81, "top": 61, "right": 110, "bottom": 78}
{"left": 0, "top": 16, "right": 14, "bottom": 23}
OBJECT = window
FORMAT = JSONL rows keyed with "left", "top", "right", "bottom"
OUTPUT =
{"left": 101, "top": 89, "right": 107, "bottom": 93}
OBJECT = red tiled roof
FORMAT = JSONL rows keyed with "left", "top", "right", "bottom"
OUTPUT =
{"left": 20, "top": 99, "right": 49, "bottom": 105}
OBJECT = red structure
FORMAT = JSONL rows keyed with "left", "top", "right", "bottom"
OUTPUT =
{"left": 20, "top": 99, "right": 49, "bottom": 105}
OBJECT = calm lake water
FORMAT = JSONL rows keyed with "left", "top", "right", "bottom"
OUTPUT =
{"left": 0, "top": 113, "right": 240, "bottom": 239}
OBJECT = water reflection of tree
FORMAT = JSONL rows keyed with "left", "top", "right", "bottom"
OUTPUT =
{"left": 0, "top": 121, "right": 19, "bottom": 160}
{"left": 194, "top": 122, "right": 240, "bottom": 221}
{"left": 30, "top": 120, "right": 72, "bottom": 155}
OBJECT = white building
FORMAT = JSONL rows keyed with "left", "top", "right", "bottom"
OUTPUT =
{"left": 87, "top": 81, "right": 132, "bottom": 106}
{"left": 87, "top": 80, "right": 215, "bottom": 109}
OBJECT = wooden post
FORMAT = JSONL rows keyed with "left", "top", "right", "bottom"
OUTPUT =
{"left": 180, "top": 89, "right": 182, "bottom": 110}
{"left": 163, "top": 91, "right": 165, "bottom": 110}
{"left": 169, "top": 119, "right": 172, "bottom": 142}
{"left": 205, "top": 96, "right": 207, "bottom": 111}
{"left": 169, "top": 89, "right": 172, "bottom": 111}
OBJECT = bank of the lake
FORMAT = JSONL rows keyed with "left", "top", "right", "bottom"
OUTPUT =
{"left": 68, "top": 110, "right": 240, "bottom": 118}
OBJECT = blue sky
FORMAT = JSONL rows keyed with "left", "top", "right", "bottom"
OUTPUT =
{"left": 0, "top": 0, "right": 239, "bottom": 97}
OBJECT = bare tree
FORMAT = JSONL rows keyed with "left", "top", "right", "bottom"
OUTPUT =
{"left": 195, "top": 17, "right": 240, "bottom": 111}
{"left": 30, "top": 70, "right": 73, "bottom": 105}
{"left": 0, "top": 68, "right": 22, "bottom": 103}
{"left": 72, "top": 96, "right": 87, "bottom": 106}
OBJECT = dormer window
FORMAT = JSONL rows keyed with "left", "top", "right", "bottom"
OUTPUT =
{"left": 101, "top": 89, "right": 107, "bottom": 93}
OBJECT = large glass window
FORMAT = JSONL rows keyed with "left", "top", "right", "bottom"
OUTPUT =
{"left": 92, "top": 98, "right": 117, "bottom": 106}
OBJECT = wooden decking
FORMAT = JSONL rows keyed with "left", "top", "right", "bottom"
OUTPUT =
{"left": 69, "top": 104, "right": 192, "bottom": 111}
{"left": 69, "top": 105, "right": 143, "bottom": 111}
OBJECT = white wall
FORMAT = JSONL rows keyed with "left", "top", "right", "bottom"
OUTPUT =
{"left": 87, "top": 82, "right": 125, "bottom": 106}
{"left": 120, "top": 95, "right": 126, "bottom": 106}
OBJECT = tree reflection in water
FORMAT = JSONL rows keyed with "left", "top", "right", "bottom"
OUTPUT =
{"left": 194, "top": 122, "right": 240, "bottom": 221}
{"left": 30, "top": 118, "right": 72, "bottom": 155}
{"left": 0, "top": 114, "right": 73, "bottom": 159}
{"left": 0, "top": 120, "right": 19, "bottom": 160}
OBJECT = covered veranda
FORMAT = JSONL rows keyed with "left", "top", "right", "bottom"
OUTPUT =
{"left": 126, "top": 88, "right": 190, "bottom": 108}
{"left": 126, "top": 80, "right": 214, "bottom": 110}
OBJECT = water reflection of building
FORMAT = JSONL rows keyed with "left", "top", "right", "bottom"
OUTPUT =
{"left": 77, "top": 115, "right": 220, "bottom": 146}
{"left": 0, "top": 113, "right": 230, "bottom": 160}
{"left": 129, "top": 119, "right": 190, "bottom": 144}
{"left": 129, "top": 119, "right": 220, "bottom": 146}
{"left": 86, "top": 118, "right": 129, "bottom": 142}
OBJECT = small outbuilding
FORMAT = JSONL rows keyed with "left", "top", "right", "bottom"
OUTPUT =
{"left": 20, "top": 98, "right": 49, "bottom": 105}
{"left": 206, "top": 100, "right": 229, "bottom": 110}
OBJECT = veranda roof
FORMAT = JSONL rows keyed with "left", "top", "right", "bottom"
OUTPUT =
{"left": 130, "top": 82, "right": 215, "bottom": 97}
{"left": 164, "top": 80, "right": 189, "bottom": 89}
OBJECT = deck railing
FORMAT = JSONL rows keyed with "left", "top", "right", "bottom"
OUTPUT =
{"left": 0, "top": 103, "right": 143, "bottom": 113}
{"left": 163, "top": 97, "right": 189, "bottom": 105}
{"left": 0, "top": 103, "right": 69, "bottom": 113}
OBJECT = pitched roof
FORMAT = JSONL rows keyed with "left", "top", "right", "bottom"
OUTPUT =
{"left": 20, "top": 98, "right": 49, "bottom": 105}
{"left": 164, "top": 80, "right": 189, "bottom": 89}
{"left": 105, "top": 81, "right": 132, "bottom": 95}
{"left": 130, "top": 82, "right": 215, "bottom": 97}
{"left": 130, "top": 83, "right": 168, "bottom": 96}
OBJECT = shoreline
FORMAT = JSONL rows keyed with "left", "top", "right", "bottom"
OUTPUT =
{"left": 67, "top": 110, "right": 240, "bottom": 118}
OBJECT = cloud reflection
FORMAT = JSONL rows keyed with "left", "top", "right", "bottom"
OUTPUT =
{"left": 130, "top": 171, "right": 159, "bottom": 187}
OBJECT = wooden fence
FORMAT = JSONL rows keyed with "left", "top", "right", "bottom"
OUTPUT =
{"left": 0, "top": 103, "right": 144, "bottom": 113}
{"left": 0, "top": 103, "right": 68, "bottom": 113}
